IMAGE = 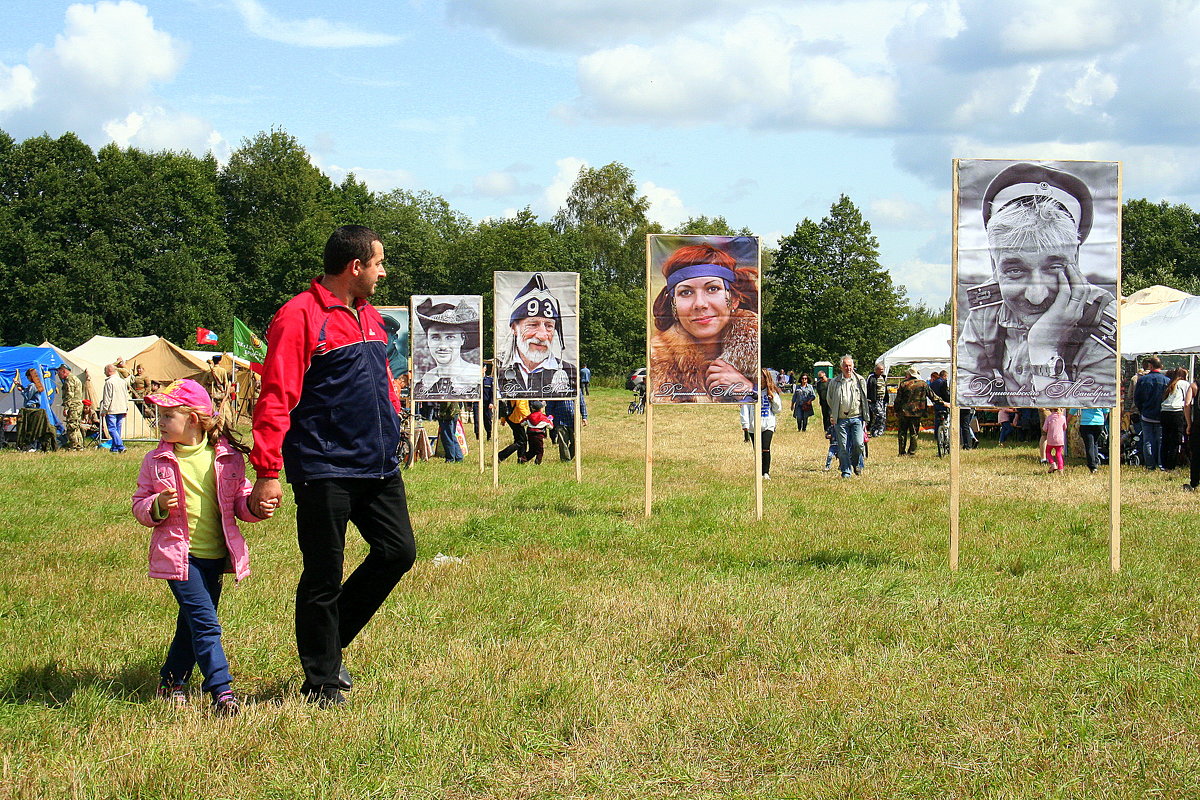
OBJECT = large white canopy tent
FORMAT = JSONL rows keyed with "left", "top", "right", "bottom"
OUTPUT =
{"left": 1120, "top": 285, "right": 1195, "bottom": 327}
{"left": 1121, "top": 294, "right": 1200, "bottom": 359}
{"left": 875, "top": 324, "right": 951, "bottom": 379}
{"left": 69, "top": 335, "right": 159, "bottom": 367}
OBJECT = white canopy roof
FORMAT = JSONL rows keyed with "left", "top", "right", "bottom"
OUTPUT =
{"left": 1121, "top": 294, "right": 1200, "bottom": 357}
{"left": 69, "top": 335, "right": 159, "bottom": 367}
{"left": 876, "top": 324, "right": 951, "bottom": 378}
{"left": 1120, "top": 285, "right": 1195, "bottom": 326}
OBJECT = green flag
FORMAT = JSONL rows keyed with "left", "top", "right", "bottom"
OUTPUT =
{"left": 233, "top": 317, "right": 267, "bottom": 364}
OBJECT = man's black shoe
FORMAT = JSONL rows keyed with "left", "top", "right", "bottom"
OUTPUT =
{"left": 302, "top": 685, "right": 346, "bottom": 708}
{"left": 338, "top": 664, "right": 353, "bottom": 692}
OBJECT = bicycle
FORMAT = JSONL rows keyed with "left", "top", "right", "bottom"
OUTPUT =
{"left": 627, "top": 385, "right": 646, "bottom": 414}
{"left": 397, "top": 406, "right": 414, "bottom": 467}
{"left": 935, "top": 408, "right": 950, "bottom": 458}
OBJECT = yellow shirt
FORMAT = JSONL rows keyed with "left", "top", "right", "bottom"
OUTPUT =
{"left": 174, "top": 440, "right": 226, "bottom": 559}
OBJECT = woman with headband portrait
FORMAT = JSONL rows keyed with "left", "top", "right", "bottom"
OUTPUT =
{"left": 649, "top": 242, "right": 759, "bottom": 403}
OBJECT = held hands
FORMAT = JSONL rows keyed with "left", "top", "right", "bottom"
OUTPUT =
{"left": 249, "top": 477, "right": 283, "bottom": 520}
{"left": 705, "top": 358, "right": 752, "bottom": 396}
{"left": 1027, "top": 262, "right": 1107, "bottom": 362}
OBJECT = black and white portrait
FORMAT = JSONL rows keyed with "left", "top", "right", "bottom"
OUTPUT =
{"left": 493, "top": 272, "right": 579, "bottom": 399}
{"left": 411, "top": 295, "right": 483, "bottom": 401}
{"left": 955, "top": 159, "right": 1119, "bottom": 409}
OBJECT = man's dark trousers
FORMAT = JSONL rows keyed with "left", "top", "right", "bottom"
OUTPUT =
{"left": 293, "top": 473, "right": 416, "bottom": 690}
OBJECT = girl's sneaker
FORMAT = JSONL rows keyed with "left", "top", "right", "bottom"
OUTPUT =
{"left": 157, "top": 682, "right": 188, "bottom": 707}
{"left": 212, "top": 690, "right": 241, "bottom": 717}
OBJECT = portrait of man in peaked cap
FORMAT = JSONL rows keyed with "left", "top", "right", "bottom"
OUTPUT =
{"left": 955, "top": 160, "right": 1119, "bottom": 409}
{"left": 493, "top": 272, "right": 579, "bottom": 399}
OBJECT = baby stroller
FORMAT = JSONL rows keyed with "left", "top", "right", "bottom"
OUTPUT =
{"left": 1121, "top": 424, "right": 1142, "bottom": 466}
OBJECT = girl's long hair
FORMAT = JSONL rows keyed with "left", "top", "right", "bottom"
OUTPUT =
{"left": 1164, "top": 367, "right": 1189, "bottom": 401}
{"left": 760, "top": 368, "right": 779, "bottom": 398}
{"left": 161, "top": 404, "right": 250, "bottom": 454}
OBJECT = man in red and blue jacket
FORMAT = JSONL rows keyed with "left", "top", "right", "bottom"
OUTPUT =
{"left": 250, "top": 225, "right": 416, "bottom": 707}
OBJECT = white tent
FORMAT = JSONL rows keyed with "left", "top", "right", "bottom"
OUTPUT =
{"left": 875, "top": 324, "right": 951, "bottom": 379}
{"left": 1120, "top": 285, "right": 1195, "bottom": 326}
{"left": 70, "top": 335, "right": 159, "bottom": 367}
{"left": 1121, "top": 295, "right": 1200, "bottom": 358}
{"left": 39, "top": 341, "right": 104, "bottom": 408}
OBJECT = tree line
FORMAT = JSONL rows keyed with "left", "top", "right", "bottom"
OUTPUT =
{"left": 10, "top": 127, "right": 1184, "bottom": 375}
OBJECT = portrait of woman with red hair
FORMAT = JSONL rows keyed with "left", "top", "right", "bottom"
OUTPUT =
{"left": 648, "top": 236, "right": 760, "bottom": 403}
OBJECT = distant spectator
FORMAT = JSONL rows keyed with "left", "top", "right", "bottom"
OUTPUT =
{"left": 524, "top": 401, "right": 553, "bottom": 464}
{"left": 826, "top": 355, "right": 869, "bottom": 478}
{"left": 866, "top": 363, "right": 888, "bottom": 438}
{"left": 1160, "top": 367, "right": 1188, "bottom": 471}
{"left": 791, "top": 373, "right": 816, "bottom": 431}
{"left": 1184, "top": 376, "right": 1199, "bottom": 491}
{"left": 1043, "top": 408, "right": 1067, "bottom": 474}
{"left": 545, "top": 392, "right": 587, "bottom": 461}
{"left": 1072, "top": 407, "right": 1109, "bottom": 474}
{"left": 99, "top": 364, "right": 129, "bottom": 453}
{"left": 1133, "top": 356, "right": 1169, "bottom": 470}
{"left": 579, "top": 364, "right": 591, "bottom": 395}
{"left": 893, "top": 367, "right": 935, "bottom": 456}
{"left": 740, "top": 369, "right": 782, "bottom": 479}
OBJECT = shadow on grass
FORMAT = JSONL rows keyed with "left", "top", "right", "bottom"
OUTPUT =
{"left": 1, "top": 661, "right": 160, "bottom": 706}
{"left": 798, "top": 549, "right": 908, "bottom": 570}
{"left": 1, "top": 663, "right": 306, "bottom": 708}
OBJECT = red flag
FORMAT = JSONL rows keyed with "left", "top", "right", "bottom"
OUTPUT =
{"left": 196, "top": 327, "right": 219, "bottom": 345}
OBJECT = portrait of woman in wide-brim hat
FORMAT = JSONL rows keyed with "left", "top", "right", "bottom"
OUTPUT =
{"left": 413, "top": 297, "right": 482, "bottom": 400}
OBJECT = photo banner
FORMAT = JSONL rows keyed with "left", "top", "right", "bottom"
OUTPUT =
{"left": 647, "top": 234, "right": 760, "bottom": 404}
{"left": 375, "top": 306, "right": 410, "bottom": 397}
{"left": 410, "top": 295, "right": 483, "bottom": 402}
{"left": 954, "top": 160, "right": 1119, "bottom": 409}
{"left": 493, "top": 272, "right": 580, "bottom": 400}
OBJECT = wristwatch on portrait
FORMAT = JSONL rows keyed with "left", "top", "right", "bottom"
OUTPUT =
{"left": 1030, "top": 355, "right": 1066, "bottom": 378}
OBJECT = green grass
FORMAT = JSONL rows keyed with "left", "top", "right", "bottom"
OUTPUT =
{"left": 2, "top": 387, "right": 1199, "bottom": 798}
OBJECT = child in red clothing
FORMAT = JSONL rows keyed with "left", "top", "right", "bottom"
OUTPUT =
{"left": 1042, "top": 408, "right": 1067, "bottom": 473}
{"left": 523, "top": 401, "right": 554, "bottom": 465}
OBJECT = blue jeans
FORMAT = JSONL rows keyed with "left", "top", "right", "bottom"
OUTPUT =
{"left": 162, "top": 555, "right": 230, "bottom": 696}
{"left": 1141, "top": 419, "right": 1163, "bottom": 469}
{"left": 104, "top": 413, "right": 125, "bottom": 451}
{"left": 438, "top": 418, "right": 463, "bottom": 462}
{"left": 835, "top": 417, "right": 864, "bottom": 476}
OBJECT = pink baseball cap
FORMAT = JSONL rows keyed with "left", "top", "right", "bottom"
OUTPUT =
{"left": 144, "top": 379, "right": 215, "bottom": 415}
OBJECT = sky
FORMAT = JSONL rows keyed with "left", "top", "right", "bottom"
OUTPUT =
{"left": 2, "top": 0, "right": 1199, "bottom": 307}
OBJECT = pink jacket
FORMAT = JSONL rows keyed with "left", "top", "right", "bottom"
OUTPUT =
{"left": 1042, "top": 413, "right": 1067, "bottom": 447}
{"left": 132, "top": 438, "right": 261, "bottom": 582}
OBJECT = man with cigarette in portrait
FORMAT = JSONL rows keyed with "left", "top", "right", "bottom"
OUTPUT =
{"left": 957, "top": 163, "right": 1117, "bottom": 407}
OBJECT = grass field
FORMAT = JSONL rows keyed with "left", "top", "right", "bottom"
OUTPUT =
{"left": 2, "top": 387, "right": 1199, "bottom": 799}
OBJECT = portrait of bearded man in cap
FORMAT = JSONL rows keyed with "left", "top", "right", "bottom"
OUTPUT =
{"left": 955, "top": 160, "right": 1119, "bottom": 409}
{"left": 494, "top": 272, "right": 579, "bottom": 399}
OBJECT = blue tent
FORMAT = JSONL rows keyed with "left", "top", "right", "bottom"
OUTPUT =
{"left": 0, "top": 346, "right": 65, "bottom": 430}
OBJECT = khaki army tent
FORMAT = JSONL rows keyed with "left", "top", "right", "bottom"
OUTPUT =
{"left": 129, "top": 338, "right": 210, "bottom": 385}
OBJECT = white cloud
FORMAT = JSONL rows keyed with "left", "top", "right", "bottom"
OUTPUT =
{"left": 0, "top": 63, "right": 36, "bottom": 113}
{"left": 230, "top": 0, "right": 402, "bottom": 48}
{"left": 869, "top": 197, "right": 933, "bottom": 229}
{"left": 1065, "top": 62, "right": 1118, "bottom": 112}
{"left": 889, "top": 258, "right": 951, "bottom": 306}
{"left": 641, "top": 181, "right": 688, "bottom": 230}
{"left": 322, "top": 164, "right": 417, "bottom": 193}
{"left": 998, "top": 0, "right": 1129, "bottom": 57}
{"left": 43, "top": 1, "right": 183, "bottom": 93}
{"left": 542, "top": 156, "right": 587, "bottom": 215}
{"left": 473, "top": 171, "right": 519, "bottom": 197}
{"left": 103, "top": 107, "right": 229, "bottom": 160}
{"left": 0, "top": 2, "right": 225, "bottom": 157}
{"left": 445, "top": 0, "right": 743, "bottom": 50}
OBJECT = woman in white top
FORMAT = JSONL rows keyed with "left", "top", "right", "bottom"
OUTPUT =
{"left": 1161, "top": 367, "right": 1189, "bottom": 471}
{"left": 740, "top": 369, "right": 783, "bottom": 479}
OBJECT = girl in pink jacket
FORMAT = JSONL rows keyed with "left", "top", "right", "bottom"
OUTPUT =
{"left": 132, "top": 379, "right": 276, "bottom": 715}
{"left": 1043, "top": 408, "right": 1067, "bottom": 473}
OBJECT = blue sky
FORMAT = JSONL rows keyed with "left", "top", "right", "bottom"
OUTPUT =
{"left": 2, "top": 1, "right": 1198, "bottom": 307}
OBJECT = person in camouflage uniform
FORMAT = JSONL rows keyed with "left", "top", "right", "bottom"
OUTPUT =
{"left": 894, "top": 367, "right": 935, "bottom": 456}
{"left": 56, "top": 364, "right": 85, "bottom": 450}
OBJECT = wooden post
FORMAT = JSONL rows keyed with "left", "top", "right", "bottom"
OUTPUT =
{"left": 575, "top": 273, "right": 582, "bottom": 483}
{"left": 949, "top": 160, "right": 961, "bottom": 572}
{"left": 754, "top": 396, "right": 763, "bottom": 520}
{"left": 1110, "top": 167, "right": 1123, "bottom": 574}
{"left": 492, "top": 385, "right": 500, "bottom": 488}
{"left": 645, "top": 234, "right": 654, "bottom": 517}
{"left": 574, "top": 394, "right": 582, "bottom": 482}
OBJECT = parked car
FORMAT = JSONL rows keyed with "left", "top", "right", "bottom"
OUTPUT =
{"left": 626, "top": 367, "right": 647, "bottom": 391}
